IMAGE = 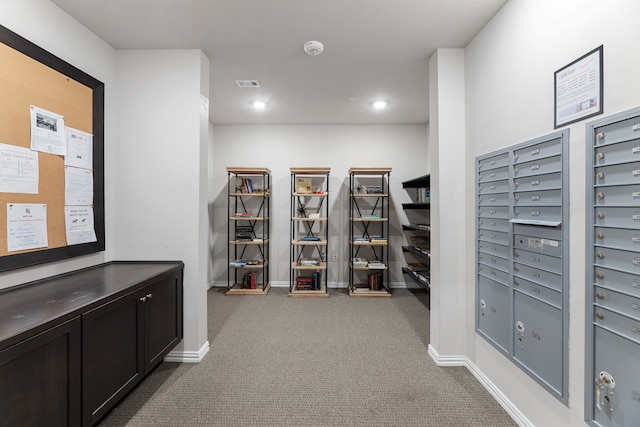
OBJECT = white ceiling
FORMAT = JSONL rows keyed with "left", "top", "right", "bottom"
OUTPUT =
{"left": 51, "top": 0, "right": 507, "bottom": 125}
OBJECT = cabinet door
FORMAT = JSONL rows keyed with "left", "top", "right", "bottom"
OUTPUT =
{"left": 144, "top": 273, "right": 183, "bottom": 371}
{"left": 82, "top": 290, "right": 144, "bottom": 426}
{"left": 0, "top": 317, "right": 81, "bottom": 427}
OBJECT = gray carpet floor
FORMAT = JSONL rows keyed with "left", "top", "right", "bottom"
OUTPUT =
{"left": 98, "top": 287, "right": 517, "bottom": 426}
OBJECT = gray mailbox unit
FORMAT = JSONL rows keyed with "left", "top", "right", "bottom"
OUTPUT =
{"left": 586, "top": 108, "right": 640, "bottom": 426}
{"left": 476, "top": 130, "right": 569, "bottom": 403}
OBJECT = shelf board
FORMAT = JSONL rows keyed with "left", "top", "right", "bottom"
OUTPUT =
{"left": 230, "top": 216, "right": 267, "bottom": 221}
{"left": 291, "top": 262, "right": 327, "bottom": 270}
{"left": 291, "top": 216, "right": 328, "bottom": 221}
{"left": 351, "top": 193, "right": 389, "bottom": 197}
{"left": 402, "top": 245, "right": 430, "bottom": 260}
{"left": 292, "top": 192, "right": 328, "bottom": 197}
{"left": 292, "top": 239, "right": 327, "bottom": 245}
{"left": 348, "top": 167, "right": 392, "bottom": 175}
{"left": 288, "top": 283, "right": 329, "bottom": 298}
{"left": 229, "top": 192, "right": 270, "bottom": 197}
{"left": 229, "top": 261, "right": 269, "bottom": 269}
{"left": 290, "top": 167, "right": 331, "bottom": 175}
{"left": 350, "top": 217, "right": 388, "bottom": 222}
{"left": 225, "top": 283, "right": 270, "bottom": 296}
{"left": 226, "top": 166, "right": 271, "bottom": 175}
{"left": 402, "top": 174, "right": 430, "bottom": 188}
{"left": 402, "top": 202, "right": 430, "bottom": 210}
{"left": 349, "top": 287, "right": 391, "bottom": 297}
{"left": 351, "top": 265, "right": 388, "bottom": 271}
{"left": 229, "top": 239, "right": 269, "bottom": 245}
{"left": 352, "top": 240, "right": 388, "bottom": 246}
{"left": 402, "top": 267, "right": 430, "bottom": 290}
{"left": 402, "top": 224, "right": 430, "bottom": 232}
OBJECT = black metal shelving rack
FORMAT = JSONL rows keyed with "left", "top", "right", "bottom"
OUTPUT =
{"left": 289, "top": 167, "right": 330, "bottom": 297}
{"left": 348, "top": 167, "right": 392, "bottom": 297}
{"left": 226, "top": 167, "right": 270, "bottom": 295}
{"left": 400, "top": 174, "right": 430, "bottom": 298}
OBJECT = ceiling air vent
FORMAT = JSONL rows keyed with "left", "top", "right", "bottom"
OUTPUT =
{"left": 235, "top": 80, "right": 261, "bottom": 88}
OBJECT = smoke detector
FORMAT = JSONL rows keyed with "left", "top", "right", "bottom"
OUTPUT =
{"left": 304, "top": 40, "right": 324, "bottom": 56}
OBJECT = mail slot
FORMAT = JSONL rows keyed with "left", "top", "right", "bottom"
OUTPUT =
{"left": 593, "top": 183, "right": 640, "bottom": 206}
{"left": 593, "top": 266, "right": 640, "bottom": 299}
{"left": 513, "top": 172, "right": 562, "bottom": 192}
{"left": 478, "top": 263, "right": 509, "bottom": 285}
{"left": 478, "top": 218, "right": 510, "bottom": 233}
{"left": 478, "top": 153, "right": 509, "bottom": 171}
{"left": 514, "top": 138, "right": 562, "bottom": 164}
{"left": 514, "top": 276, "right": 562, "bottom": 309}
{"left": 478, "top": 166, "right": 509, "bottom": 183}
{"left": 513, "top": 189, "right": 562, "bottom": 206}
{"left": 593, "top": 207, "right": 640, "bottom": 229}
{"left": 594, "top": 226, "right": 640, "bottom": 252}
{"left": 477, "top": 252, "right": 510, "bottom": 273}
{"left": 478, "top": 179, "right": 509, "bottom": 195}
{"left": 478, "top": 206, "right": 510, "bottom": 220}
{"left": 478, "top": 192, "right": 509, "bottom": 206}
{"left": 513, "top": 248, "right": 562, "bottom": 275}
{"left": 477, "top": 241, "right": 510, "bottom": 259}
{"left": 513, "top": 206, "right": 562, "bottom": 223}
{"left": 513, "top": 234, "right": 562, "bottom": 257}
{"left": 513, "top": 262, "right": 562, "bottom": 292}
{"left": 593, "top": 161, "right": 640, "bottom": 187}
{"left": 477, "top": 274, "right": 510, "bottom": 354}
{"left": 593, "top": 137, "right": 640, "bottom": 166}
{"left": 593, "top": 246, "right": 640, "bottom": 275}
{"left": 594, "top": 285, "right": 640, "bottom": 322}
{"left": 594, "top": 115, "right": 640, "bottom": 147}
{"left": 593, "top": 306, "right": 640, "bottom": 346}
{"left": 512, "top": 155, "right": 562, "bottom": 178}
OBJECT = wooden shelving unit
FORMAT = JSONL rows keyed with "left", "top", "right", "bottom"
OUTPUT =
{"left": 226, "top": 167, "right": 271, "bottom": 295}
{"left": 289, "top": 167, "right": 330, "bottom": 297}
{"left": 348, "top": 167, "right": 392, "bottom": 297}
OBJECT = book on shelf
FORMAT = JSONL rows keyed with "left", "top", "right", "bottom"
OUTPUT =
{"left": 370, "top": 236, "right": 387, "bottom": 241}
{"left": 361, "top": 215, "right": 381, "bottom": 219}
{"left": 296, "top": 272, "right": 321, "bottom": 290}
{"left": 367, "top": 272, "right": 384, "bottom": 290}
{"left": 352, "top": 257, "right": 368, "bottom": 268}
{"left": 298, "top": 258, "right": 319, "bottom": 266}
{"left": 230, "top": 259, "right": 262, "bottom": 267}
{"left": 295, "top": 177, "right": 312, "bottom": 194}
{"left": 235, "top": 225, "right": 253, "bottom": 241}
{"left": 301, "top": 236, "right": 320, "bottom": 241}
{"left": 353, "top": 283, "right": 371, "bottom": 292}
{"left": 240, "top": 271, "right": 256, "bottom": 289}
{"left": 367, "top": 261, "right": 386, "bottom": 269}
{"left": 234, "top": 212, "right": 251, "bottom": 217}
{"left": 235, "top": 177, "right": 255, "bottom": 194}
{"left": 365, "top": 186, "right": 383, "bottom": 194}
{"left": 353, "top": 237, "right": 369, "bottom": 242}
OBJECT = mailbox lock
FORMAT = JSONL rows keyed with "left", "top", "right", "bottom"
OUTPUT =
{"left": 596, "top": 152, "right": 605, "bottom": 160}
{"left": 596, "top": 272, "right": 605, "bottom": 279}
{"left": 514, "top": 168, "right": 519, "bottom": 174}
{"left": 596, "top": 232, "right": 605, "bottom": 239}
{"left": 596, "top": 252, "right": 605, "bottom": 259}
{"left": 514, "top": 250, "right": 520, "bottom": 257}
{"left": 596, "top": 192, "right": 605, "bottom": 199}
{"left": 596, "top": 172, "right": 605, "bottom": 180}
{"left": 596, "top": 132, "right": 605, "bottom": 140}
{"left": 596, "top": 312, "right": 605, "bottom": 320}
{"left": 597, "top": 212, "right": 605, "bottom": 219}
{"left": 596, "top": 292, "right": 605, "bottom": 300}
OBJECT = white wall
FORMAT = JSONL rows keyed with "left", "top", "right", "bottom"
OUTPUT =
{"left": 209, "top": 124, "right": 429, "bottom": 288}
{"left": 0, "top": 0, "right": 116, "bottom": 289}
{"left": 457, "top": 0, "right": 640, "bottom": 425}
{"left": 115, "top": 50, "right": 210, "bottom": 359}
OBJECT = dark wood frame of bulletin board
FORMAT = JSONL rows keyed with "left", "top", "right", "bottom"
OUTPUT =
{"left": 0, "top": 24, "right": 105, "bottom": 272}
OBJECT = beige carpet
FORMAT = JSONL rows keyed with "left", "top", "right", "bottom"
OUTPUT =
{"left": 98, "top": 287, "right": 516, "bottom": 426}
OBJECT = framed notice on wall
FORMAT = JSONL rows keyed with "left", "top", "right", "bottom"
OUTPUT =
{"left": 0, "top": 24, "right": 105, "bottom": 272}
{"left": 554, "top": 45, "right": 603, "bottom": 128}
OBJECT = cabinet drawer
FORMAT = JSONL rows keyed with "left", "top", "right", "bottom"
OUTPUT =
{"left": 593, "top": 162, "right": 640, "bottom": 187}
{"left": 514, "top": 138, "right": 562, "bottom": 164}
{"left": 514, "top": 189, "right": 562, "bottom": 206}
{"left": 593, "top": 138, "right": 640, "bottom": 166}
{"left": 595, "top": 115, "right": 640, "bottom": 147}
{"left": 477, "top": 252, "right": 510, "bottom": 273}
{"left": 478, "top": 179, "right": 509, "bottom": 195}
{"left": 594, "top": 226, "right": 640, "bottom": 252}
{"left": 514, "top": 234, "right": 562, "bottom": 257}
{"left": 594, "top": 207, "right": 640, "bottom": 229}
{"left": 478, "top": 263, "right": 510, "bottom": 285}
{"left": 513, "top": 206, "right": 562, "bottom": 223}
{"left": 478, "top": 218, "right": 510, "bottom": 233}
{"left": 477, "top": 275, "right": 510, "bottom": 353}
{"left": 478, "top": 153, "right": 509, "bottom": 171}
{"left": 594, "top": 247, "right": 640, "bottom": 275}
{"left": 477, "top": 241, "right": 510, "bottom": 259}
{"left": 514, "top": 293, "right": 563, "bottom": 395}
{"left": 513, "top": 248, "right": 562, "bottom": 275}
{"left": 514, "top": 172, "right": 562, "bottom": 192}
{"left": 514, "top": 276, "right": 562, "bottom": 309}
{"left": 478, "top": 166, "right": 509, "bottom": 183}
{"left": 593, "top": 184, "right": 640, "bottom": 206}
{"left": 513, "top": 155, "right": 562, "bottom": 178}
{"left": 594, "top": 266, "right": 640, "bottom": 299}
{"left": 478, "top": 230, "right": 509, "bottom": 246}
{"left": 514, "top": 262, "right": 562, "bottom": 292}
{"left": 478, "top": 206, "right": 510, "bottom": 220}
{"left": 593, "top": 306, "right": 640, "bottom": 345}
{"left": 594, "top": 286, "right": 640, "bottom": 322}
{"left": 478, "top": 192, "right": 509, "bottom": 206}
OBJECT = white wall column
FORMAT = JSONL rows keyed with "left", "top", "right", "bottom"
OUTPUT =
{"left": 114, "top": 50, "right": 210, "bottom": 361}
{"left": 428, "top": 48, "right": 469, "bottom": 359}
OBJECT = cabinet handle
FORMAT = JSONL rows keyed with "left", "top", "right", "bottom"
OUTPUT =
{"left": 596, "top": 152, "right": 605, "bottom": 160}
{"left": 596, "top": 312, "right": 605, "bottom": 320}
{"left": 596, "top": 192, "right": 605, "bottom": 199}
{"left": 140, "top": 296, "right": 147, "bottom": 302}
{"left": 596, "top": 292, "right": 605, "bottom": 300}
{"left": 147, "top": 293, "right": 153, "bottom": 299}
{"left": 596, "top": 252, "right": 605, "bottom": 259}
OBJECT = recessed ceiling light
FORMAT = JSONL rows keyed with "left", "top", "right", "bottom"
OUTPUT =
{"left": 373, "top": 100, "right": 388, "bottom": 109}
{"left": 252, "top": 100, "right": 266, "bottom": 109}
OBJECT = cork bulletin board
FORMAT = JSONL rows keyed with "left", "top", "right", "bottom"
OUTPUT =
{"left": 0, "top": 24, "right": 104, "bottom": 272}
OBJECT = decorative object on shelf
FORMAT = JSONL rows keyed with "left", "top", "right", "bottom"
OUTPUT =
{"left": 226, "top": 167, "right": 271, "bottom": 295}
{"left": 348, "top": 167, "right": 392, "bottom": 297}
{"left": 289, "top": 167, "right": 330, "bottom": 297}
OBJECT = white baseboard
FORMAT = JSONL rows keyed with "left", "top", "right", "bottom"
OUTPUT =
{"left": 208, "top": 280, "right": 424, "bottom": 289}
{"left": 427, "top": 344, "right": 533, "bottom": 427}
{"left": 165, "top": 340, "right": 210, "bottom": 363}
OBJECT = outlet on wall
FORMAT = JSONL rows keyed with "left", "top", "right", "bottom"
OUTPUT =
{"left": 332, "top": 253, "right": 338, "bottom": 262}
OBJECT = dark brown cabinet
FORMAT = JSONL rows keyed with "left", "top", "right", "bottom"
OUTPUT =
{"left": 0, "top": 261, "right": 183, "bottom": 427}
